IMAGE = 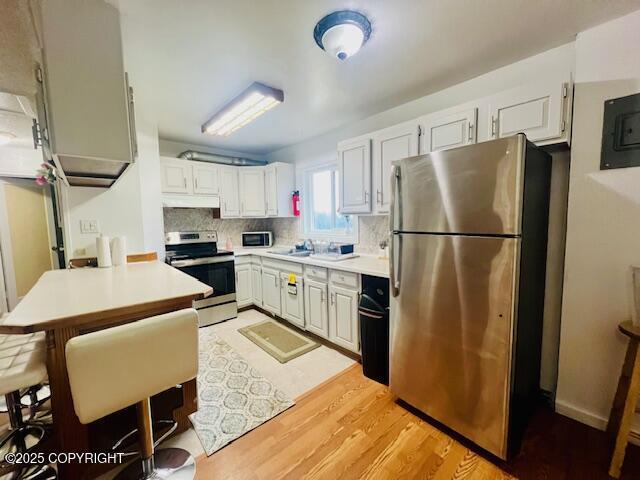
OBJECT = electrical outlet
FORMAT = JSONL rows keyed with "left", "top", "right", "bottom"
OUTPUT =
{"left": 80, "top": 219, "right": 99, "bottom": 234}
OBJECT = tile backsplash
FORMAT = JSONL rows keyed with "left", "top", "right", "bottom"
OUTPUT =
{"left": 163, "top": 208, "right": 389, "bottom": 253}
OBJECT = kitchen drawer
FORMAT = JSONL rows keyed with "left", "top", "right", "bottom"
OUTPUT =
{"left": 235, "top": 255, "right": 252, "bottom": 266}
{"left": 305, "top": 265, "right": 328, "bottom": 282}
{"left": 330, "top": 269, "right": 359, "bottom": 289}
{"left": 262, "top": 257, "right": 304, "bottom": 275}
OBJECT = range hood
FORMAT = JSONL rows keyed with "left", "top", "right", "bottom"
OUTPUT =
{"left": 54, "top": 154, "right": 132, "bottom": 188}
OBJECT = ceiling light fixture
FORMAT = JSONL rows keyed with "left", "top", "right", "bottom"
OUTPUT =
{"left": 0, "top": 131, "right": 16, "bottom": 146}
{"left": 202, "top": 82, "right": 284, "bottom": 137}
{"left": 314, "top": 10, "right": 371, "bottom": 61}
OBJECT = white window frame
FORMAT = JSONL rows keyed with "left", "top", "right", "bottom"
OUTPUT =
{"left": 300, "top": 162, "right": 358, "bottom": 243}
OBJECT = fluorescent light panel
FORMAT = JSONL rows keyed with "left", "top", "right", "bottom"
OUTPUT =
{"left": 202, "top": 82, "right": 284, "bottom": 137}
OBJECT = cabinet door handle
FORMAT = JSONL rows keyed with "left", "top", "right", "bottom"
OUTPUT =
{"left": 195, "top": 177, "right": 198, "bottom": 189}
{"left": 491, "top": 116, "right": 498, "bottom": 137}
{"left": 330, "top": 292, "right": 335, "bottom": 305}
{"left": 376, "top": 189, "right": 382, "bottom": 205}
{"left": 125, "top": 73, "right": 138, "bottom": 159}
{"left": 321, "top": 289, "right": 325, "bottom": 303}
{"left": 468, "top": 122, "right": 474, "bottom": 141}
{"left": 183, "top": 177, "right": 187, "bottom": 188}
{"left": 364, "top": 191, "right": 369, "bottom": 204}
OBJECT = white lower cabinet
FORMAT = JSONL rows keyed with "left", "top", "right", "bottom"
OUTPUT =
{"left": 261, "top": 267, "right": 281, "bottom": 316}
{"left": 239, "top": 256, "right": 362, "bottom": 353}
{"left": 220, "top": 166, "right": 241, "bottom": 217}
{"left": 235, "top": 264, "right": 252, "bottom": 308}
{"left": 328, "top": 284, "right": 360, "bottom": 352}
{"left": 250, "top": 264, "right": 262, "bottom": 307}
{"left": 304, "top": 279, "right": 329, "bottom": 339}
{"left": 280, "top": 273, "right": 305, "bottom": 329}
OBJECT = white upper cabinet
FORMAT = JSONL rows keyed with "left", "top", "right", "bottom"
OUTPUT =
{"left": 39, "top": 0, "right": 137, "bottom": 188}
{"left": 264, "top": 162, "right": 294, "bottom": 217}
{"left": 192, "top": 162, "right": 219, "bottom": 195}
{"left": 372, "top": 121, "right": 419, "bottom": 214}
{"left": 487, "top": 80, "right": 570, "bottom": 144}
{"left": 219, "top": 166, "right": 241, "bottom": 217}
{"left": 239, "top": 168, "right": 266, "bottom": 217}
{"left": 265, "top": 165, "right": 278, "bottom": 216}
{"left": 338, "top": 137, "right": 372, "bottom": 214}
{"left": 159, "top": 159, "right": 293, "bottom": 218}
{"left": 420, "top": 107, "right": 478, "bottom": 154}
{"left": 160, "top": 157, "right": 193, "bottom": 194}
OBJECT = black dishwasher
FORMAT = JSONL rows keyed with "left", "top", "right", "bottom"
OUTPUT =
{"left": 359, "top": 275, "right": 390, "bottom": 385}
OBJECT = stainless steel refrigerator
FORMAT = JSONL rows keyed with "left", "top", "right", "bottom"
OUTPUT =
{"left": 389, "top": 134, "right": 551, "bottom": 460}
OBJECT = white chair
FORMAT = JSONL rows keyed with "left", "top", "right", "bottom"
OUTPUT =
{"left": 0, "top": 332, "right": 56, "bottom": 479}
{"left": 65, "top": 308, "right": 199, "bottom": 479}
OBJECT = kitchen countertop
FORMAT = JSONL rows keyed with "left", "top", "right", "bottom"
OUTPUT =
{"left": 0, "top": 261, "right": 212, "bottom": 333}
{"left": 234, "top": 247, "right": 390, "bottom": 278}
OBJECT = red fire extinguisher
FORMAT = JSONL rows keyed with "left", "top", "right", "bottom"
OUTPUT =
{"left": 292, "top": 190, "right": 300, "bottom": 217}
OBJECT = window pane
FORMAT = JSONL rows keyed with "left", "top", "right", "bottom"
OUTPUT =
{"left": 312, "top": 170, "right": 332, "bottom": 231}
{"left": 334, "top": 171, "right": 347, "bottom": 229}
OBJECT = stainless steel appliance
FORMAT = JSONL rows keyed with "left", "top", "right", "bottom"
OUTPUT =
{"left": 389, "top": 134, "right": 551, "bottom": 459}
{"left": 242, "top": 231, "right": 273, "bottom": 248}
{"left": 165, "top": 231, "right": 237, "bottom": 326}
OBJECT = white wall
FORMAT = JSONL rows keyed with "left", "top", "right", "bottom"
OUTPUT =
{"left": 136, "top": 116, "right": 164, "bottom": 257}
{"left": 0, "top": 144, "right": 42, "bottom": 178}
{"left": 62, "top": 111, "right": 163, "bottom": 258}
{"left": 159, "top": 138, "right": 267, "bottom": 163}
{"left": 556, "top": 9, "right": 640, "bottom": 434}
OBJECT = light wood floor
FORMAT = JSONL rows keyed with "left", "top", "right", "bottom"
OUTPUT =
{"left": 194, "top": 364, "right": 513, "bottom": 479}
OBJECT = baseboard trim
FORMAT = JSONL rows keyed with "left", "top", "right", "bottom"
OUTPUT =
{"left": 555, "top": 399, "right": 640, "bottom": 446}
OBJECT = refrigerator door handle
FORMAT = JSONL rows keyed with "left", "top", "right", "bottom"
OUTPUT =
{"left": 390, "top": 165, "right": 401, "bottom": 297}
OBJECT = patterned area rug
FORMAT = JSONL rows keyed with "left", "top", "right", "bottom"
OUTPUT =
{"left": 189, "top": 328, "right": 295, "bottom": 456}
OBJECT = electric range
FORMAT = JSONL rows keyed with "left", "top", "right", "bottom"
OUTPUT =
{"left": 165, "top": 231, "right": 237, "bottom": 326}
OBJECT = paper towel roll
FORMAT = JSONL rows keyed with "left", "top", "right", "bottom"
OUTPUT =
{"left": 111, "top": 236, "right": 127, "bottom": 266}
{"left": 96, "top": 235, "right": 112, "bottom": 268}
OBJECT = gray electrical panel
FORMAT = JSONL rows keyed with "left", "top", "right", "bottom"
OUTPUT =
{"left": 601, "top": 92, "right": 640, "bottom": 170}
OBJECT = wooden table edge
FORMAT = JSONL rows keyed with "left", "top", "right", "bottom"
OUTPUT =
{"left": 0, "top": 291, "right": 211, "bottom": 334}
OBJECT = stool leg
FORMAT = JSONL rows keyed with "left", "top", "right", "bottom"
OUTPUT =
{"left": 114, "top": 398, "right": 195, "bottom": 480}
{"left": 6, "top": 391, "right": 23, "bottom": 429}
{"left": 137, "top": 398, "right": 155, "bottom": 476}
{"left": 609, "top": 339, "right": 640, "bottom": 478}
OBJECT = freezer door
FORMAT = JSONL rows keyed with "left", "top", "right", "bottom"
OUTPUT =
{"left": 392, "top": 135, "right": 525, "bottom": 235}
{"left": 389, "top": 232, "right": 519, "bottom": 459}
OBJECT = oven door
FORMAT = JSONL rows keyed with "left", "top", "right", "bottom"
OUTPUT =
{"left": 171, "top": 257, "right": 236, "bottom": 308}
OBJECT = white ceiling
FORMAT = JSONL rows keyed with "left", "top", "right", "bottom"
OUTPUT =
{"left": 117, "top": 0, "right": 640, "bottom": 155}
{"left": 0, "top": 92, "right": 36, "bottom": 149}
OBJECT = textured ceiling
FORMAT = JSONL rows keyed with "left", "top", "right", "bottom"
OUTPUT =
{"left": 0, "top": 0, "right": 41, "bottom": 97}
{"left": 118, "top": 0, "right": 640, "bottom": 154}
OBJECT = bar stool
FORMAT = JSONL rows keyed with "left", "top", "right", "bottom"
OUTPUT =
{"left": 65, "top": 308, "right": 199, "bottom": 479}
{"left": 608, "top": 321, "right": 640, "bottom": 478}
{"left": 0, "top": 332, "right": 56, "bottom": 479}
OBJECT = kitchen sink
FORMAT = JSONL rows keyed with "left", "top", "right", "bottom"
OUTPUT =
{"left": 267, "top": 249, "right": 312, "bottom": 257}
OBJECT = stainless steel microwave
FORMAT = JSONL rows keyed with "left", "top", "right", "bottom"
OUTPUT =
{"left": 242, "top": 231, "right": 273, "bottom": 248}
